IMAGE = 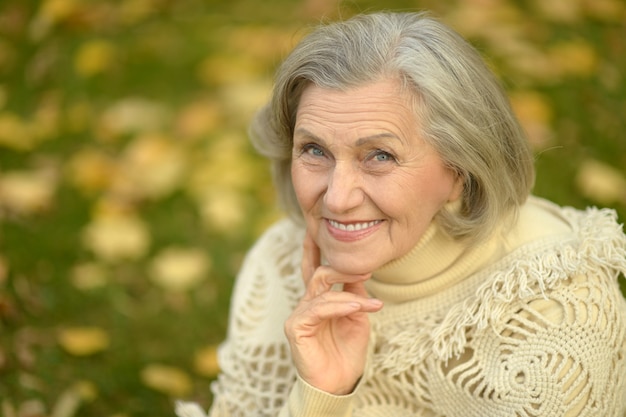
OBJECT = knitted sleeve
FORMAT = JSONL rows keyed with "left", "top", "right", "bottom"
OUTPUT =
{"left": 171, "top": 218, "right": 360, "bottom": 417}
{"left": 189, "top": 219, "right": 354, "bottom": 417}
{"left": 206, "top": 219, "right": 304, "bottom": 416}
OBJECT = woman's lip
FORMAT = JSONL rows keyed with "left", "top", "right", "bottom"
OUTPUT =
{"left": 325, "top": 218, "right": 383, "bottom": 241}
{"left": 327, "top": 219, "right": 382, "bottom": 231}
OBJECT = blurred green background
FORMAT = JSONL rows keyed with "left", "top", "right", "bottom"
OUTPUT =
{"left": 0, "top": 0, "right": 624, "bottom": 416}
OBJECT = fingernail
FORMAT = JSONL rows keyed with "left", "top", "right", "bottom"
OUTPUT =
{"left": 368, "top": 298, "right": 383, "bottom": 307}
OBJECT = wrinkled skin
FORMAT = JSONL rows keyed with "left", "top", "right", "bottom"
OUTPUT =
{"left": 285, "top": 78, "right": 462, "bottom": 394}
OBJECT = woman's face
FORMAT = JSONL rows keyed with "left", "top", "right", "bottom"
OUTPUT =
{"left": 291, "top": 78, "right": 463, "bottom": 275}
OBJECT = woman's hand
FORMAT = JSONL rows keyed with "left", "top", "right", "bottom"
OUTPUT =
{"left": 284, "top": 232, "right": 383, "bottom": 395}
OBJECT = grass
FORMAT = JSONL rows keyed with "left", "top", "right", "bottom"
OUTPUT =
{"left": 1, "top": 0, "right": 625, "bottom": 416}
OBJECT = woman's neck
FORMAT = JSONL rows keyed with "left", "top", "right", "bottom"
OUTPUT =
{"left": 367, "top": 221, "right": 498, "bottom": 303}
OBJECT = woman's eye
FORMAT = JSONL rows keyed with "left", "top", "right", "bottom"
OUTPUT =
{"left": 304, "top": 144, "right": 325, "bottom": 157}
{"left": 373, "top": 150, "right": 395, "bottom": 162}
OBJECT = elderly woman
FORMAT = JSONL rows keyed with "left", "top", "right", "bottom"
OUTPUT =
{"left": 177, "top": 12, "right": 626, "bottom": 417}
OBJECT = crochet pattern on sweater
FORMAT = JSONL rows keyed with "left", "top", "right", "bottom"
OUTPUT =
{"left": 177, "top": 200, "right": 626, "bottom": 417}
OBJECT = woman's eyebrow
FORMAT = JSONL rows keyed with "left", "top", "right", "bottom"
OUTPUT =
{"left": 293, "top": 127, "right": 325, "bottom": 143}
{"left": 355, "top": 133, "right": 402, "bottom": 146}
{"left": 294, "top": 128, "right": 402, "bottom": 146}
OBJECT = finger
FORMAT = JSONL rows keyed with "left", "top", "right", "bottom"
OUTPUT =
{"left": 343, "top": 279, "right": 370, "bottom": 298}
{"left": 289, "top": 292, "right": 383, "bottom": 327}
{"left": 304, "top": 267, "right": 370, "bottom": 300}
{"left": 301, "top": 230, "right": 321, "bottom": 286}
{"left": 287, "top": 301, "right": 362, "bottom": 334}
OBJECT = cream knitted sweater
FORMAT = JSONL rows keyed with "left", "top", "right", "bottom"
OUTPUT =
{"left": 177, "top": 196, "right": 626, "bottom": 417}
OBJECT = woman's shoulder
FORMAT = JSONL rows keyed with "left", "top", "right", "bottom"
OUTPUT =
{"left": 501, "top": 195, "right": 624, "bottom": 255}
{"left": 433, "top": 196, "right": 626, "bottom": 359}
{"left": 519, "top": 194, "right": 622, "bottom": 236}
{"left": 252, "top": 216, "right": 305, "bottom": 244}
{"left": 245, "top": 217, "right": 306, "bottom": 260}
{"left": 227, "top": 217, "right": 306, "bottom": 340}
{"left": 504, "top": 195, "right": 577, "bottom": 250}
{"left": 486, "top": 196, "right": 626, "bottom": 318}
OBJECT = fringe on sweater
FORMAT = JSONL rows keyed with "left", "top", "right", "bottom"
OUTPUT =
{"left": 375, "top": 206, "right": 626, "bottom": 373}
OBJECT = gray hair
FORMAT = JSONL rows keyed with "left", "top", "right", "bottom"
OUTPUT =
{"left": 250, "top": 12, "right": 535, "bottom": 242}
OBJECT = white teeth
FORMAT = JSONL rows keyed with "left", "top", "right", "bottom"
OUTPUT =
{"left": 329, "top": 219, "right": 380, "bottom": 231}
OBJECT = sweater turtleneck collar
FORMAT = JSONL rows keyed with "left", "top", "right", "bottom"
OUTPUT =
{"left": 366, "top": 220, "right": 498, "bottom": 303}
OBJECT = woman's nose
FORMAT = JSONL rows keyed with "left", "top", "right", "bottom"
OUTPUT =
{"left": 323, "top": 162, "right": 364, "bottom": 213}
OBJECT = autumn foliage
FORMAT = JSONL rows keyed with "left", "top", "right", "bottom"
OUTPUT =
{"left": 0, "top": 0, "right": 625, "bottom": 416}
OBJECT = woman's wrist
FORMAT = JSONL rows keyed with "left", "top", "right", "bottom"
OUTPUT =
{"left": 286, "top": 374, "right": 358, "bottom": 416}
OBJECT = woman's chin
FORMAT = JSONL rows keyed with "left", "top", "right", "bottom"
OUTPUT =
{"left": 324, "top": 257, "right": 383, "bottom": 276}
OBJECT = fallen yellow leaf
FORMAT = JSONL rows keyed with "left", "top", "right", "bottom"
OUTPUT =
{"left": 74, "top": 40, "right": 117, "bottom": 78}
{"left": 149, "top": 247, "right": 211, "bottom": 292}
{"left": 114, "top": 133, "right": 186, "bottom": 199}
{"left": 531, "top": 0, "right": 583, "bottom": 23}
{"left": 219, "top": 79, "right": 272, "bottom": 120}
{"left": 140, "top": 364, "right": 193, "bottom": 397}
{"left": 97, "top": 97, "right": 171, "bottom": 139}
{"left": 186, "top": 132, "right": 258, "bottom": 196}
{"left": 0, "top": 112, "right": 36, "bottom": 151}
{"left": 549, "top": 41, "right": 598, "bottom": 78}
{"left": 82, "top": 214, "right": 150, "bottom": 263}
{"left": 175, "top": 99, "right": 221, "bottom": 140}
{"left": 193, "top": 345, "right": 220, "bottom": 377}
{"left": 39, "top": 0, "right": 79, "bottom": 23}
{"left": 0, "top": 169, "right": 58, "bottom": 215}
{"left": 66, "top": 148, "right": 117, "bottom": 194}
{"left": 576, "top": 159, "right": 626, "bottom": 205}
{"left": 509, "top": 90, "right": 554, "bottom": 149}
{"left": 58, "top": 327, "right": 110, "bottom": 356}
{"left": 199, "top": 188, "right": 248, "bottom": 233}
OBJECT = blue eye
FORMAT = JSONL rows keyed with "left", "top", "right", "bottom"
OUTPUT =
{"left": 373, "top": 150, "right": 395, "bottom": 162}
{"left": 304, "top": 144, "right": 325, "bottom": 157}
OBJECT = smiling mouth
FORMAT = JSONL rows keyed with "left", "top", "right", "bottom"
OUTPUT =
{"left": 327, "top": 219, "right": 381, "bottom": 232}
